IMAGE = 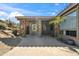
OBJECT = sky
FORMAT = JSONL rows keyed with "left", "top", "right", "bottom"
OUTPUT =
{"left": 0, "top": 3, "right": 69, "bottom": 23}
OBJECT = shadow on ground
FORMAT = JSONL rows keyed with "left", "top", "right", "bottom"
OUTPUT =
{"left": 0, "top": 37, "right": 21, "bottom": 47}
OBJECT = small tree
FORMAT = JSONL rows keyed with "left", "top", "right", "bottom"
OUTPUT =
{"left": 49, "top": 16, "right": 62, "bottom": 37}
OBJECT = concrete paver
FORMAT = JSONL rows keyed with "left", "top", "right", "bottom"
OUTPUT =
{"left": 3, "top": 36, "right": 79, "bottom": 56}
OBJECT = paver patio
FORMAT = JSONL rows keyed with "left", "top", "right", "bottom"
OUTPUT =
{"left": 3, "top": 35, "right": 79, "bottom": 56}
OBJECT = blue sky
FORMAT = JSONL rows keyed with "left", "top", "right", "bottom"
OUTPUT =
{"left": 0, "top": 3, "right": 69, "bottom": 23}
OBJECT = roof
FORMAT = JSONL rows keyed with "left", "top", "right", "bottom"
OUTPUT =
{"left": 57, "top": 3, "right": 78, "bottom": 16}
{"left": 15, "top": 16, "right": 53, "bottom": 21}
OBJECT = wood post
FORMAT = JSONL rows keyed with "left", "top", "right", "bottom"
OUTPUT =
{"left": 77, "top": 4, "right": 79, "bottom": 40}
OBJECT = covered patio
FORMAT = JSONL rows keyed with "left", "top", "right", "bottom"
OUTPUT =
{"left": 16, "top": 16, "right": 54, "bottom": 36}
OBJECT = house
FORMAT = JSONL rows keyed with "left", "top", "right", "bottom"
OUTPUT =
{"left": 15, "top": 3, "right": 79, "bottom": 46}
{"left": 58, "top": 3, "right": 79, "bottom": 46}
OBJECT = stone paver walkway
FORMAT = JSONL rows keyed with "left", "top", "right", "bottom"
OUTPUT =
{"left": 3, "top": 36, "right": 79, "bottom": 56}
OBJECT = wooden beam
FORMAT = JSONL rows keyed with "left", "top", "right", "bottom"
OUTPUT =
{"left": 77, "top": 4, "right": 79, "bottom": 40}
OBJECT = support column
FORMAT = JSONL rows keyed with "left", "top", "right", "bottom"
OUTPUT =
{"left": 63, "top": 30, "right": 66, "bottom": 35}
{"left": 38, "top": 20, "right": 42, "bottom": 36}
{"left": 20, "top": 20, "right": 23, "bottom": 36}
{"left": 20, "top": 19, "right": 27, "bottom": 36}
{"left": 23, "top": 19, "right": 27, "bottom": 36}
{"left": 77, "top": 4, "right": 79, "bottom": 40}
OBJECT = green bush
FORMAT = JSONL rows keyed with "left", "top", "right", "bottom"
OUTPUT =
{"left": 0, "top": 25, "right": 6, "bottom": 30}
{"left": 12, "top": 30, "right": 17, "bottom": 36}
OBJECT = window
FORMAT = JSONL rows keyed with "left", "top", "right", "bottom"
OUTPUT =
{"left": 66, "top": 30, "right": 76, "bottom": 37}
{"left": 60, "top": 11, "right": 77, "bottom": 30}
{"left": 67, "top": 11, "right": 76, "bottom": 16}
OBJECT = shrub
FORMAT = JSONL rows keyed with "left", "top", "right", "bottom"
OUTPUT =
{"left": 12, "top": 30, "right": 17, "bottom": 36}
{"left": 0, "top": 25, "right": 6, "bottom": 30}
